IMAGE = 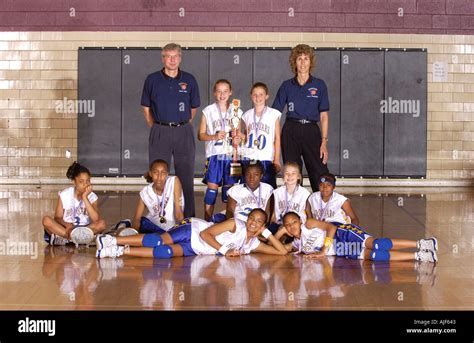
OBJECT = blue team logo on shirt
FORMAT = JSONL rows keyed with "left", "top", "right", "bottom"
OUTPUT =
{"left": 307, "top": 87, "right": 318, "bottom": 98}
{"left": 179, "top": 82, "right": 188, "bottom": 93}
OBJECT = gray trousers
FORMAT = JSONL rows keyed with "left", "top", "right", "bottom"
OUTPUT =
{"left": 149, "top": 122, "right": 195, "bottom": 217}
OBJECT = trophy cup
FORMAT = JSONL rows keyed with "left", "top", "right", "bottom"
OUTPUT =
{"left": 229, "top": 99, "right": 243, "bottom": 176}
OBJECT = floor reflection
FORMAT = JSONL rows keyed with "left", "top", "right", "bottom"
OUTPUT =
{"left": 0, "top": 186, "right": 472, "bottom": 310}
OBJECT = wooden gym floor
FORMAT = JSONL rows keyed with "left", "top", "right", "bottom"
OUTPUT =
{"left": 0, "top": 185, "right": 472, "bottom": 310}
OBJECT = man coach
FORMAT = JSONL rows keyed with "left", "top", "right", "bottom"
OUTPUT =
{"left": 141, "top": 43, "right": 200, "bottom": 217}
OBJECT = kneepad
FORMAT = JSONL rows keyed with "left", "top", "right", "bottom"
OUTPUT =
{"left": 373, "top": 238, "right": 393, "bottom": 251}
{"left": 204, "top": 188, "right": 218, "bottom": 205}
{"left": 370, "top": 250, "right": 390, "bottom": 262}
{"left": 153, "top": 245, "right": 174, "bottom": 259}
{"left": 142, "top": 233, "right": 163, "bottom": 247}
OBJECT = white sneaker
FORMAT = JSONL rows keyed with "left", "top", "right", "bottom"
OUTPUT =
{"left": 117, "top": 228, "right": 139, "bottom": 237}
{"left": 49, "top": 233, "right": 70, "bottom": 246}
{"left": 417, "top": 237, "right": 438, "bottom": 252}
{"left": 96, "top": 245, "right": 124, "bottom": 259}
{"left": 415, "top": 250, "right": 438, "bottom": 263}
{"left": 70, "top": 227, "right": 95, "bottom": 247}
{"left": 96, "top": 234, "right": 117, "bottom": 250}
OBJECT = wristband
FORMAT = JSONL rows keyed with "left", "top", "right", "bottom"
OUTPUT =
{"left": 324, "top": 237, "right": 333, "bottom": 249}
{"left": 218, "top": 245, "right": 230, "bottom": 256}
{"left": 261, "top": 229, "right": 272, "bottom": 239}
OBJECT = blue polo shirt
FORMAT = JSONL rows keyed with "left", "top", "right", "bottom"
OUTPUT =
{"left": 272, "top": 75, "right": 329, "bottom": 122}
{"left": 141, "top": 69, "right": 200, "bottom": 123}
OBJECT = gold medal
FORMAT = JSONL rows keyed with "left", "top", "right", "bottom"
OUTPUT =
{"left": 254, "top": 139, "right": 259, "bottom": 146}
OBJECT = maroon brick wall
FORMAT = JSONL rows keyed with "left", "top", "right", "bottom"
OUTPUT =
{"left": 0, "top": 0, "right": 472, "bottom": 34}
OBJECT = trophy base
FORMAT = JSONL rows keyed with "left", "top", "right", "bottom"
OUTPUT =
{"left": 229, "top": 162, "right": 242, "bottom": 177}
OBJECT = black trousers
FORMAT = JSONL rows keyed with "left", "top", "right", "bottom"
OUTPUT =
{"left": 281, "top": 120, "right": 329, "bottom": 192}
{"left": 149, "top": 122, "right": 195, "bottom": 217}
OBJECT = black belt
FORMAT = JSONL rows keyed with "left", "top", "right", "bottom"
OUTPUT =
{"left": 286, "top": 118, "right": 318, "bottom": 125}
{"left": 154, "top": 120, "right": 189, "bottom": 127}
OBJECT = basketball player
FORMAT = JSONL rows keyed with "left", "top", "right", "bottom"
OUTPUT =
{"left": 241, "top": 82, "right": 281, "bottom": 189}
{"left": 42, "top": 161, "right": 106, "bottom": 246}
{"left": 277, "top": 212, "right": 438, "bottom": 263}
{"left": 268, "top": 162, "right": 310, "bottom": 234}
{"left": 131, "top": 159, "right": 184, "bottom": 235}
{"left": 96, "top": 208, "right": 287, "bottom": 259}
{"left": 226, "top": 160, "right": 274, "bottom": 223}
{"left": 198, "top": 79, "right": 243, "bottom": 221}
{"left": 306, "top": 173, "right": 359, "bottom": 225}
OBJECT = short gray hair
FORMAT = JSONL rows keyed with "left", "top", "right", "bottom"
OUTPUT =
{"left": 162, "top": 43, "right": 182, "bottom": 55}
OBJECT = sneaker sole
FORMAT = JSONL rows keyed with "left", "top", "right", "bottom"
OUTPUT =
{"left": 71, "top": 227, "right": 94, "bottom": 245}
{"left": 118, "top": 228, "right": 139, "bottom": 237}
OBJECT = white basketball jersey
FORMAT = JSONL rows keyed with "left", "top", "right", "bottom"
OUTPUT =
{"left": 202, "top": 103, "right": 243, "bottom": 158}
{"left": 292, "top": 224, "right": 336, "bottom": 255}
{"left": 273, "top": 185, "right": 311, "bottom": 224}
{"left": 242, "top": 107, "right": 281, "bottom": 161}
{"left": 190, "top": 218, "right": 260, "bottom": 255}
{"left": 59, "top": 186, "right": 98, "bottom": 226}
{"left": 227, "top": 182, "right": 274, "bottom": 222}
{"left": 307, "top": 191, "right": 351, "bottom": 224}
{"left": 140, "top": 176, "right": 184, "bottom": 231}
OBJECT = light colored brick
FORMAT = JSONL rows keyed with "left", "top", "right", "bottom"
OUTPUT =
{"left": 8, "top": 119, "right": 29, "bottom": 129}
{"left": 442, "top": 122, "right": 464, "bottom": 131}
{"left": 51, "top": 138, "right": 72, "bottom": 148}
{"left": 430, "top": 111, "right": 453, "bottom": 122}
{"left": 30, "top": 119, "right": 51, "bottom": 128}
{"left": 453, "top": 112, "right": 472, "bottom": 121}
{"left": 428, "top": 121, "right": 442, "bottom": 131}
{"left": 51, "top": 119, "right": 73, "bottom": 129}
{"left": 427, "top": 141, "right": 442, "bottom": 150}
{"left": 30, "top": 138, "right": 52, "bottom": 148}
{"left": 8, "top": 157, "right": 30, "bottom": 167}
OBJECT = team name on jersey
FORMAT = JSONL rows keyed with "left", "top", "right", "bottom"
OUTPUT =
{"left": 313, "top": 208, "right": 336, "bottom": 220}
{"left": 211, "top": 118, "right": 232, "bottom": 131}
{"left": 64, "top": 207, "right": 86, "bottom": 218}
{"left": 246, "top": 122, "right": 270, "bottom": 135}
{"left": 277, "top": 200, "right": 301, "bottom": 213}
{"left": 240, "top": 195, "right": 260, "bottom": 207}
{"left": 302, "top": 234, "right": 321, "bottom": 253}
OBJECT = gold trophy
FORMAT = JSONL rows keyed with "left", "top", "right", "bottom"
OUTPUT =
{"left": 229, "top": 99, "right": 243, "bottom": 176}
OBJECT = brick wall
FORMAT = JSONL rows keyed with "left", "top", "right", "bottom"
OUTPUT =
{"left": 0, "top": 0, "right": 472, "bottom": 181}
{"left": 0, "top": 31, "right": 473, "bottom": 180}
{"left": 0, "top": 0, "right": 473, "bottom": 34}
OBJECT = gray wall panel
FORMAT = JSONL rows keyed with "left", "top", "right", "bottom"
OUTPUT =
{"left": 78, "top": 48, "right": 427, "bottom": 178}
{"left": 180, "top": 49, "right": 210, "bottom": 176}
{"left": 314, "top": 50, "right": 341, "bottom": 175}
{"left": 384, "top": 51, "right": 427, "bottom": 176}
{"left": 78, "top": 49, "right": 122, "bottom": 175}
{"left": 121, "top": 49, "right": 162, "bottom": 175}
{"left": 341, "top": 51, "right": 384, "bottom": 176}
{"left": 209, "top": 49, "right": 253, "bottom": 112}
{"left": 253, "top": 49, "right": 293, "bottom": 171}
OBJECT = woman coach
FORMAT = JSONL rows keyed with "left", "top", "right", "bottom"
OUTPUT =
{"left": 272, "top": 44, "right": 329, "bottom": 192}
